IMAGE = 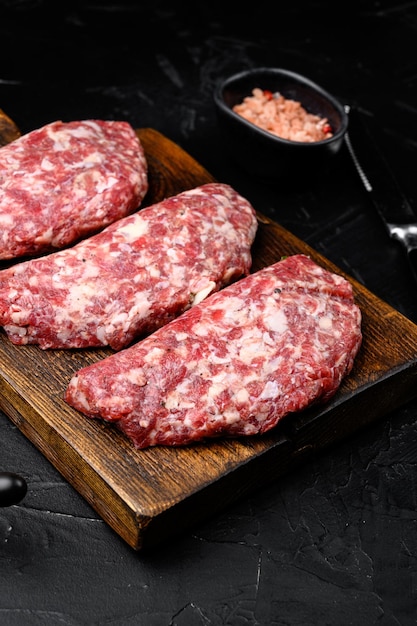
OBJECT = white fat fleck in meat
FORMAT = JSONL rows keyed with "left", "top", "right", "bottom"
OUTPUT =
{"left": 264, "top": 306, "right": 288, "bottom": 333}
{"left": 56, "top": 328, "right": 74, "bottom": 344}
{"left": 35, "top": 227, "right": 54, "bottom": 246}
{"left": 192, "top": 281, "right": 216, "bottom": 305}
{"left": 174, "top": 331, "right": 189, "bottom": 342}
{"left": 260, "top": 354, "right": 286, "bottom": 377}
{"left": 165, "top": 393, "right": 196, "bottom": 412}
{"left": 65, "top": 282, "right": 102, "bottom": 305}
{"left": 28, "top": 275, "right": 39, "bottom": 288}
{"left": 143, "top": 347, "right": 166, "bottom": 364}
{"left": 40, "top": 157, "right": 55, "bottom": 171}
{"left": 234, "top": 388, "right": 250, "bottom": 404}
{"left": 222, "top": 409, "right": 242, "bottom": 425}
{"left": 259, "top": 381, "right": 280, "bottom": 400}
{"left": 192, "top": 322, "right": 210, "bottom": 337}
{"left": 47, "top": 121, "right": 103, "bottom": 147}
{"left": 318, "top": 316, "right": 333, "bottom": 330}
{"left": 9, "top": 309, "right": 25, "bottom": 324}
{"left": 237, "top": 329, "right": 272, "bottom": 360}
{"left": 5, "top": 288, "right": 19, "bottom": 301}
{"left": 4, "top": 324, "right": 27, "bottom": 338}
{"left": 208, "top": 353, "right": 230, "bottom": 365}
{"left": 0, "top": 213, "right": 14, "bottom": 227}
{"left": 105, "top": 311, "right": 129, "bottom": 331}
{"left": 94, "top": 326, "right": 107, "bottom": 345}
{"left": 84, "top": 152, "right": 103, "bottom": 164}
{"left": 147, "top": 265, "right": 161, "bottom": 279}
{"left": 165, "top": 263, "right": 187, "bottom": 289}
{"left": 125, "top": 368, "right": 147, "bottom": 386}
{"left": 105, "top": 296, "right": 152, "bottom": 332}
{"left": 112, "top": 216, "right": 149, "bottom": 241}
{"left": 238, "top": 335, "right": 269, "bottom": 364}
{"left": 166, "top": 248, "right": 181, "bottom": 262}
{"left": 223, "top": 295, "right": 250, "bottom": 317}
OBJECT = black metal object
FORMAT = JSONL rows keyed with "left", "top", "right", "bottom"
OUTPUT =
{"left": 345, "top": 106, "right": 417, "bottom": 285}
{"left": 0, "top": 472, "right": 27, "bottom": 507}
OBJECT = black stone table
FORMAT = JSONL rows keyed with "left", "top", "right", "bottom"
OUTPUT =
{"left": 0, "top": 1, "right": 416, "bottom": 624}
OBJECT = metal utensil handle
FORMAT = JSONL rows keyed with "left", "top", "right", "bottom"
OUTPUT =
{"left": 343, "top": 107, "right": 373, "bottom": 193}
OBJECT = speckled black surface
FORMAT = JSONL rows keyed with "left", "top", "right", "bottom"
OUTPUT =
{"left": 1, "top": 1, "right": 417, "bottom": 624}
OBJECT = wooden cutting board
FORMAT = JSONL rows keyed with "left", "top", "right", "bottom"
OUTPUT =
{"left": 1, "top": 121, "right": 417, "bottom": 551}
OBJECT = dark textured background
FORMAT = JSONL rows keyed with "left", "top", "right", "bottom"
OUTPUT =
{"left": 1, "top": 1, "right": 417, "bottom": 624}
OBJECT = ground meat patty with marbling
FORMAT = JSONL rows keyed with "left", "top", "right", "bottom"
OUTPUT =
{"left": 65, "top": 254, "right": 362, "bottom": 448}
{"left": 0, "top": 119, "right": 148, "bottom": 260}
{"left": 0, "top": 182, "right": 258, "bottom": 349}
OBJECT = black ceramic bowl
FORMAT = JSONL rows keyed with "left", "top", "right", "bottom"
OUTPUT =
{"left": 214, "top": 67, "right": 348, "bottom": 182}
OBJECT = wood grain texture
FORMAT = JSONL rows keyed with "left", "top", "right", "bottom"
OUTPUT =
{"left": 0, "top": 108, "right": 20, "bottom": 146}
{"left": 1, "top": 126, "right": 417, "bottom": 550}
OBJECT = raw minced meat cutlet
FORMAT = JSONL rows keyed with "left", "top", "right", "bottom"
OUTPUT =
{"left": 65, "top": 254, "right": 362, "bottom": 449}
{"left": 0, "top": 119, "right": 148, "bottom": 260}
{"left": 0, "top": 182, "right": 258, "bottom": 350}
